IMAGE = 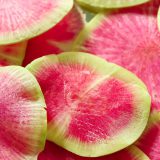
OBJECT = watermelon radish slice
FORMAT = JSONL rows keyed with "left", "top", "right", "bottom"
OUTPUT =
{"left": 26, "top": 52, "right": 151, "bottom": 157}
{"left": 0, "top": 0, "right": 73, "bottom": 45}
{"left": 0, "top": 41, "right": 27, "bottom": 66}
{"left": 135, "top": 112, "right": 160, "bottom": 160}
{"left": 23, "top": 6, "right": 84, "bottom": 66}
{"left": 76, "top": 0, "right": 150, "bottom": 9}
{"left": 73, "top": 7, "right": 160, "bottom": 111}
{"left": 38, "top": 141, "right": 150, "bottom": 160}
{"left": 0, "top": 66, "right": 47, "bottom": 159}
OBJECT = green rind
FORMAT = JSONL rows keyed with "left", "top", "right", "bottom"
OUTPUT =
{"left": 0, "top": 0, "right": 73, "bottom": 45}
{"left": 72, "top": 13, "right": 106, "bottom": 50}
{"left": 76, "top": 0, "right": 150, "bottom": 9}
{"left": 128, "top": 146, "right": 150, "bottom": 160}
{"left": 0, "top": 66, "right": 47, "bottom": 159}
{"left": 26, "top": 52, "right": 151, "bottom": 157}
{"left": 0, "top": 41, "right": 28, "bottom": 65}
{"left": 158, "top": 7, "right": 160, "bottom": 32}
{"left": 135, "top": 111, "right": 160, "bottom": 143}
{"left": 76, "top": 1, "right": 107, "bottom": 13}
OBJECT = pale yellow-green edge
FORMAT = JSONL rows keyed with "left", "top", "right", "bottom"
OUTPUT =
{"left": 76, "top": 1, "right": 107, "bottom": 13}
{"left": 15, "top": 41, "right": 28, "bottom": 65}
{"left": 135, "top": 111, "right": 160, "bottom": 146}
{"left": 0, "top": 0, "right": 73, "bottom": 45}
{"left": 157, "top": 7, "right": 160, "bottom": 32}
{"left": 0, "top": 41, "right": 28, "bottom": 65}
{"left": 128, "top": 145, "right": 150, "bottom": 160}
{"left": 26, "top": 52, "right": 151, "bottom": 157}
{"left": 72, "top": 11, "right": 106, "bottom": 51}
{"left": 76, "top": 0, "right": 150, "bottom": 9}
{"left": 0, "top": 66, "right": 47, "bottom": 159}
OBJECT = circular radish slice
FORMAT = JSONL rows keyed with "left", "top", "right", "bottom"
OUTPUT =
{"left": 0, "top": 41, "right": 27, "bottom": 66}
{"left": 135, "top": 112, "right": 160, "bottom": 160}
{"left": 0, "top": 66, "right": 47, "bottom": 159}
{"left": 22, "top": 5, "right": 84, "bottom": 66}
{"left": 73, "top": 7, "right": 160, "bottom": 111}
{"left": 76, "top": 0, "right": 149, "bottom": 9}
{"left": 26, "top": 52, "right": 151, "bottom": 157}
{"left": 38, "top": 141, "right": 150, "bottom": 160}
{"left": 0, "top": 0, "right": 73, "bottom": 45}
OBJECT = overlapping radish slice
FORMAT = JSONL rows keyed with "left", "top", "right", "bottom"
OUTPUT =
{"left": 23, "top": 6, "right": 84, "bottom": 66}
{"left": 26, "top": 52, "right": 150, "bottom": 157}
{"left": 38, "top": 141, "right": 150, "bottom": 160}
{"left": 0, "top": 66, "right": 47, "bottom": 159}
{"left": 0, "top": 41, "right": 27, "bottom": 66}
{"left": 0, "top": 0, "right": 73, "bottom": 44}
{"left": 73, "top": 6, "right": 160, "bottom": 111}
{"left": 135, "top": 112, "right": 160, "bottom": 160}
{"left": 76, "top": 0, "right": 149, "bottom": 9}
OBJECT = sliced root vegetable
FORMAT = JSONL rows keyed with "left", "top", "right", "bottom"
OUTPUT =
{"left": 23, "top": 6, "right": 84, "bottom": 66}
{"left": 0, "top": 0, "right": 73, "bottom": 45}
{"left": 136, "top": 112, "right": 160, "bottom": 160}
{"left": 76, "top": 0, "right": 149, "bottom": 10}
{"left": 73, "top": 7, "right": 160, "bottom": 111}
{"left": 0, "top": 66, "right": 47, "bottom": 159}
{"left": 0, "top": 41, "right": 27, "bottom": 66}
{"left": 26, "top": 52, "right": 151, "bottom": 157}
{"left": 38, "top": 141, "right": 150, "bottom": 160}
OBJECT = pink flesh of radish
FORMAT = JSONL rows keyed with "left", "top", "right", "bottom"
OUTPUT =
{"left": 0, "top": 67, "right": 46, "bottom": 159}
{"left": 0, "top": 1, "right": 55, "bottom": 33}
{"left": 36, "top": 63, "right": 134, "bottom": 143}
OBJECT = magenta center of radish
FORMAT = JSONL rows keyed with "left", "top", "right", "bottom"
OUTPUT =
{"left": 37, "top": 64, "right": 134, "bottom": 143}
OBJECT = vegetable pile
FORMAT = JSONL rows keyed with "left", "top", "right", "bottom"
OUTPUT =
{"left": 0, "top": 0, "right": 159, "bottom": 160}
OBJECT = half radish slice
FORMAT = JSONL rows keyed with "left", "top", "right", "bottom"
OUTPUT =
{"left": 135, "top": 112, "right": 160, "bottom": 160}
{"left": 0, "top": 66, "right": 47, "bottom": 159}
{"left": 23, "top": 5, "right": 84, "bottom": 66}
{"left": 27, "top": 52, "right": 151, "bottom": 157}
{"left": 0, "top": 41, "right": 27, "bottom": 66}
{"left": 0, "top": 0, "right": 73, "bottom": 44}
{"left": 73, "top": 7, "right": 160, "bottom": 111}
{"left": 38, "top": 141, "right": 150, "bottom": 160}
{"left": 76, "top": 0, "right": 149, "bottom": 9}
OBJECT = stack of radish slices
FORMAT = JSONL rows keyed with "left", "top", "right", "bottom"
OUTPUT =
{"left": 0, "top": 0, "right": 159, "bottom": 160}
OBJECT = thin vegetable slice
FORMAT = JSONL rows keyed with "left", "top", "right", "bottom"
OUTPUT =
{"left": 0, "top": 0, "right": 73, "bottom": 44}
{"left": 27, "top": 52, "right": 150, "bottom": 157}
{"left": 0, "top": 66, "right": 47, "bottom": 159}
